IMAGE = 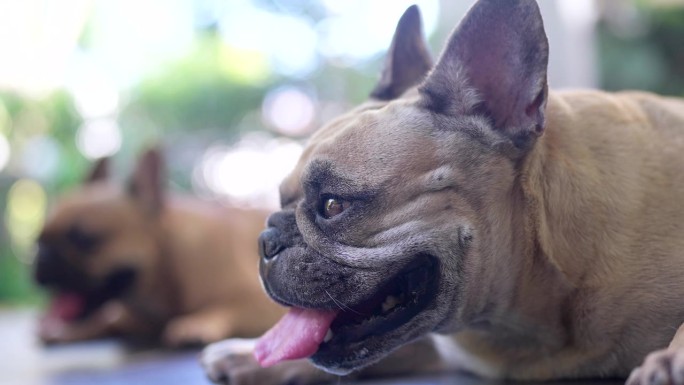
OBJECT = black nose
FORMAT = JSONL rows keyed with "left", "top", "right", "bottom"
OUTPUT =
{"left": 258, "top": 228, "right": 283, "bottom": 261}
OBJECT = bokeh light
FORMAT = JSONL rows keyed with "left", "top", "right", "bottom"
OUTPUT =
{"left": 5, "top": 179, "right": 46, "bottom": 264}
{"left": 75, "top": 119, "right": 122, "bottom": 160}
{"left": 67, "top": 52, "right": 120, "bottom": 119}
{"left": 193, "top": 134, "right": 303, "bottom": 208}
{"left": 219, "top": 45, "right": 271, "bottom": 84}
{"left": 19, "top": 135, "right": 61, "bottom": 181}
{"left": 262, "top": 86, "right": 317, "bottom": 136}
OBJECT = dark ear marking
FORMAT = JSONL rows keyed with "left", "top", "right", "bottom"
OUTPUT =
{"left": 370, "top": 5, "right": 433, "bottom": 101}
{"left": 128, "top": 147, "right": 165, "bottom": 216}
{"left": 85, "top": 157, "right": 110, "bottom": 184}
{"left": 420, "top": 0, "right": 549, "bottom": 149}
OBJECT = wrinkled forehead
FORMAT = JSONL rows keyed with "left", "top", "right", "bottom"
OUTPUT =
{"left": 279, "top": 99, "right": 436, "bottom": 204}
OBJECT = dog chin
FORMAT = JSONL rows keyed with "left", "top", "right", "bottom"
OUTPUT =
{"left": 309, "top": 255, "right": 442, "bottom": 374}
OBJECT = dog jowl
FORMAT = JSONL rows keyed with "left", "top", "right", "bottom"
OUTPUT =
{"left": 203, "top": 1, "right": 684, "bottom": 384}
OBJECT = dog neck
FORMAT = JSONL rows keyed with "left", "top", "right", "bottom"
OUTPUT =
{"left": 523, "top": 91, "right": 630, "bottom": 287}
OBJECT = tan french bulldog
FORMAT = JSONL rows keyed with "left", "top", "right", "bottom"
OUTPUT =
{"left": 34, "top": 148, "right": 284, "bottom": 346}
{"left": 203, "top": 0, "right": 684, "bottom": 384}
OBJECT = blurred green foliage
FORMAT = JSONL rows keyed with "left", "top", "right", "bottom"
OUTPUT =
{"left": 0, "top": 91, "right": 84, "bottom": 189}
{"left": 122, "top": 32, "right": 272, "bottom": 137}
{"left": 598, "top": 5, "right": 684, "bottom": 96}
{"left": 0, "top": 90, "right": 83, "bottom": 304}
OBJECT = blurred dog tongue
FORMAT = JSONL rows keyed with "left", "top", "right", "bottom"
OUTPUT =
{"left": 255, "top": 308, "right": 338, "bottom": 367}
{"left": 47, "top": 292, "right": 84, "bottom": 322}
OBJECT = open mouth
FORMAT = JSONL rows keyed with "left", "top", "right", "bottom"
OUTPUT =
{"left": 323, "top": 255, "right": 438, "bottom": 346}
{"left": 254, "top": 254, "right": 439, "bottom": 368}
{"left": 41, "top": 267, "right": 137, "bottom": 329}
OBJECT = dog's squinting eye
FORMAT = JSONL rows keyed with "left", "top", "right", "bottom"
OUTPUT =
{"left": 321, "top": 196, "right": 350, "bottom": 219}
{"left": 66, "top": 226, "right": 102, "bottom": 253}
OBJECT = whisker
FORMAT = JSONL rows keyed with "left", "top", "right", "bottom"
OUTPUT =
{"left": 325, "top": 289, "right": 364, "bottom": 315}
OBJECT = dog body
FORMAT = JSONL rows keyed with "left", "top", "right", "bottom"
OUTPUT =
{"left": 35, "top": 150, "right": 283, "bottom": 346}
{"left": 203, "top": 1, "right": 684, "bottom": 384}
{"left": 439, "top": 89, "right": 684, "bottom": 379}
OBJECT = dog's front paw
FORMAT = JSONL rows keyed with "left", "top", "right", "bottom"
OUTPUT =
{"left": 201, "top": 338, "right": 335, "bottom": 385}
{"left": 202, "top": 339, "right": 257, "bottom": 383}
{"left": 627, "top": 349, "right": 684, "bottom": 385}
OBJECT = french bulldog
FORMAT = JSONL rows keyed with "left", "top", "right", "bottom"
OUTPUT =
{"left": 34, "top": 148, "right": 284, "bottom": 346}
{"left": 202, "top": 1, "right": 684, "bottom": 384}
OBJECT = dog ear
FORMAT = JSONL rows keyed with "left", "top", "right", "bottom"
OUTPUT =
{"left": 85, "top": 157, "right": 110, "bottom": 184}
{"left": 370, "top": 5, "right": 433, "bottom": 100}
{"left": 128, "top": 147, "right": 165, "bottom": 215}
{"left": 420, "top": 0, "right": 549, "bottom": 149}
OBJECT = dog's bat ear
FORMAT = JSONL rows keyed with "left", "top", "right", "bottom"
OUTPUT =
{"left": 85, "top": 157, "right": 110, "bottom": 184}
{"left": 420, "top": 0, "right": 548, "bottom": 149}
{"left": 128, "top": 147, "right": 165, "bottom": 215}
{"left": 370, "top": 5, "right": 433, "bottom": 101}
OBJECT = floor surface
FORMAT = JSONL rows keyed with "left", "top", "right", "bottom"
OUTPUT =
{"left": 0, "top": 309, "right": 625, "bottom": 385}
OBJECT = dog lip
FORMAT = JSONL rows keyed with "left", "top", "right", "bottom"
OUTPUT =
{"left": 314, "top": 254, "right": 439, "bottom": 358}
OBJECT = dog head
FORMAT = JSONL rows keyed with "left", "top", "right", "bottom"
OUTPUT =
{"left": 34, "top": 149, "right": 166, "bottom": 331}
{"left": 255, "top": 0, "right": 549, "bottom": 374}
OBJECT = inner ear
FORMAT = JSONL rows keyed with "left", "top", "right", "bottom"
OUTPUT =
{"left": 526, "top": 87, "right": 547, "bottom": 135}
{"left": 128, "top": 148, "right": 165, "bottom": 216}
{"left": 419, "top": 0, "right": 549, "bottom": 146}
{"left": 370, "top": 5, "right": 433, "bottom": 101}
{"left": 85, "top": 157, "right": 110, "bottom": 184}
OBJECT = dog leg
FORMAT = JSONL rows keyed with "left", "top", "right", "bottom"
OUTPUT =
{"left": 626, "top": 324, "right": 684, "bottom": 385}
{"left": 164, "top": 307, "right": 244, "bottom": 347}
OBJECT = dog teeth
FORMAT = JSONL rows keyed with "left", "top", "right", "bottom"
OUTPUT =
{"left": 381, "top": 295, "right": 400, "bottom": 313}
{"left": 324, "top": 329, "right": 333, "bottom": 343}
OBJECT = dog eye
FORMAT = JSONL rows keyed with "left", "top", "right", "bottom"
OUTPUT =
{"left": 321, "top": 196, "right": 350, "bottom": 219}
{"left": 66, "top": 226, "right": 102, "bottom": 253}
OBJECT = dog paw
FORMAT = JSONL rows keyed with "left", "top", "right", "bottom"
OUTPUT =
{"left": 627, "top": 349, "right": 684, "bottom": 385}
{"left": 201, "top": 338, "right": 334, "bottom": 385}
{"left": 202, "top": 339, "right": 258, "bottom": 383}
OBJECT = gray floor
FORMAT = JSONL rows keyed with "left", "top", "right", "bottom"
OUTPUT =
{"left": 0, "top": 309, "right": 625, "bottom": 385}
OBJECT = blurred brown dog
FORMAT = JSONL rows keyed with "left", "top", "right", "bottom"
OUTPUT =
{"left": 34, "top": 148, "right": 284, "bottom": 346}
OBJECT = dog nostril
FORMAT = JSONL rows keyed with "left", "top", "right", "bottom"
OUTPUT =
{"left": 258, "top": 228, "right": 283, "bottom": 261}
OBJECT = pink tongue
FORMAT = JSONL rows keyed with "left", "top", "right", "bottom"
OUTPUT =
{"left": 254, "top": 308, "right": 338, "bottom": 367}
{"left": 46, "top": 293, "right": 84, "bottom": 322}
